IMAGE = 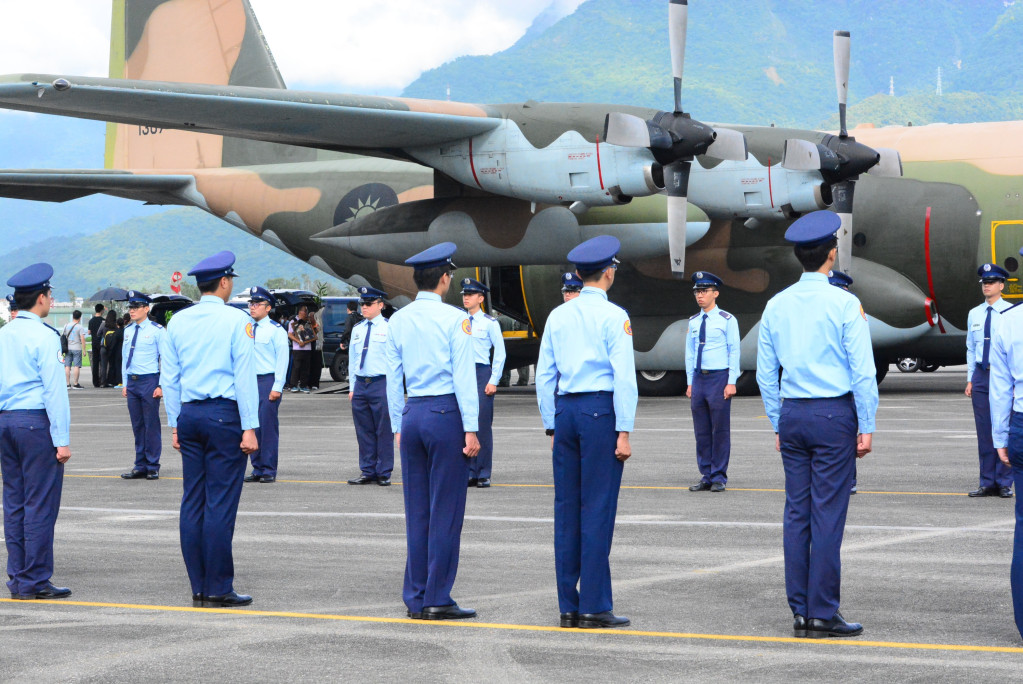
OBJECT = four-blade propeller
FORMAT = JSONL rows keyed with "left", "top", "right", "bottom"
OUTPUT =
{"left": 602, "top": 0, "right": 748, "bottom": 276}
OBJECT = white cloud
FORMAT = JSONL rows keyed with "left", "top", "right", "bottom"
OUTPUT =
{"left": 0, "top": 0, "right": 587, "bottom": 94}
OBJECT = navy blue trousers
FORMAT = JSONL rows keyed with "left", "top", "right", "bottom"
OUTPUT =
{"left": 470, "top": 364, "right": 494, "bottom": 480}
{"left": 1008, "top": 411, "right": 1023, "bottom": 641}
{"left": 0, "top": 410, "right": 64, "bottom": 596}
{"left": 779, "top": 394, "right": 857, "bottom": 620}
{"left": 972, "top": 365, "right": 1013, "bottom": 489}
{"left": 351, "top": 376, "right": 393, "bottom": 479}
{"left": 249, "top": 374, "right": 282, "bottom": 478}
{"left": 553, "top": 391, "right": 623, "bottom": 615}
{"left": 126, "top": 373, "right": 162, "bottom": 473}
{"left": 400, "top": 394, "right": 469, "bottom": 611}
{"left": 690, "top": 370, "right": 731, "bottom": 485}
{"left": 177, "top": 399, "right": 248, "bottom": 597}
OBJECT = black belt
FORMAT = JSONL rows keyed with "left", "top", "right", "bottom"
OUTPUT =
{"left": 0, "top": 409, "right": 47, "bottom": 415}
{"left": 128, "top": 373, "right": 159, "bottom": 381}
{"left": 697, "top": 369, "right": 726, "bottom": 375}
{"left": 356, "top": 375, "right": 385, "bottom": 383}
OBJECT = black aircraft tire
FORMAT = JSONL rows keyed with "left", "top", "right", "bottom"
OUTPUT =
{"left": 636, "top": 370, "right": 685, "bottom": 397}
{"left": 734, "top": 370, "right": 760, "bottom": 396}
{"left": 329, "top": 351, "right": 348, "bottom": 383}
{"left": 920, "top": 362, "right": 940, "bottom": 373}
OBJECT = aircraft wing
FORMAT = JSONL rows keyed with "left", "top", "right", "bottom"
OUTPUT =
{"left": 0, "top": 170, "right": 198, "bottom": 205}
{"left": 0, "top": 75, "right": 501, "bottom": 154}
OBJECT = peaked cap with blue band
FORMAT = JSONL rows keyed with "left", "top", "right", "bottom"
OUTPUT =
{"left": 6, "top": 262, "right": 53, "bottom": 293}
{"left": 460, "top": 278, "right": 489, "bottom": 294}
{"left": 405, "top": 242, "right": 457, "bottom": 270}
{"left": 126, "top": 290, "right": 152, "bottom": 305}
{"left": 828, "top": 270, "right": 854, "bottom": 288}
{"left": 561, "top": 273, "right": 583, "bottom": 291}
{"left": 567, "top": 235, "right": 621, "bottom": 272}
{"left": 188, "top": 250, "right": 238, "bottom": 282}
{"left": 784, "top": 211, "right": 841, "bottom": 247}
{"left": 977, "top": 263, "right": 1009, "bottom": 281}
{"left": 691, "top": 271, "right": 723, "bottom": 290}
{"left": 247, "top": 286, "right": 276, "bottom": 306}
{"left": 358, "top": 286, "right": 388, "bottom": 301}
{"left": 5, "top": 293, "right": 16, "bottom": 310}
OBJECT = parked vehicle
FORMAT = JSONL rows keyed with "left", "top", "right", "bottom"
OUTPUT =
{"left": 320, "top": 296, "right": 359, "bottom": 382}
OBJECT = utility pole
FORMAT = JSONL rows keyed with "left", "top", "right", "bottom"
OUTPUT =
{"left": 936, "top": 67, "right": 943, "bottom": 96}
{"left": 889, "top": 76, "right": 894, "bottom": 96}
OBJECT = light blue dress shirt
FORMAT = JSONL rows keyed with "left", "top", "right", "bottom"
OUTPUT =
{"left": 0, "top": 312, "right": 71, "bottom": 446}
{"left": 684, "top": 305, "right": 741, "bottom": 385}
{"left": 536, "top": 286, "right": 638, "bottom": 432}
{"left": 966, "top": 298, "right": 1013, "bottom": 382}
{"left": 385, "top": 292, "right": 479, "bottom": 433}
{"left": 159, "top": 295, "right": 259, "bottom": 430}
{"left": 348, "top": 315, "right": 391, "bottom": 384}
{"left": 756, "top": 272, "right": 878, "bottom": 434}
{"left": 250, "top": 316, "right": 290, "bottom": 393}
{"left": 121, "top": 318, "right": 165, "bottom": 377}
{"left": 989, "top": 302, "right": 1023, "bottom": 449}
{"left": 468, "top": 310, "right": 507, "bottom": 385}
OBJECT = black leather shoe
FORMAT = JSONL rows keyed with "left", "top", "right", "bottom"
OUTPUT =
{"left": 202, "top": 591, "right": 252, "bottom": 607}
{"left": 377, "top": 478, "right": 391, "bottom": 486}
{"left": 406, "top": 609, "right": 423, "bottom": 619}
{"left": 969, "top": 486, "right": 998, "bottom": 497}
{"left": 807, "top": 612, "right": 862, "bottom": 638}
{"left": 710, "top": 482, "right": 725, "bottom": 492}
{"left": 578, "top": 611, "right": 630, "bottom": 628}
{"left": 121, "top": 469, "right": 147, "bottom": 479}
{"left": 347, "top": 475, "right": 377, "bottom": 485}
{"left": 467, "top": 478, "right": 478, "bottom": 487}
{"left": 192, "top": 593, "right": 204, "bottom": 602}
{"left": 244, "top": 473, "right": 261, "bottom": 483}
{"left": 259, "top": 475, "right": 276, "bottom": 483}
{"left": 477, "top": 478, "right": 491, "bottom": 488}
{"left": 146, "top": 472, "right": 159, "bottom": 480}
{"left": 15, "top": 583, "right": 72, "bottom": 600}
{"left": 689, "top": 481, "right": 711, "bottom": 492}
{"left": 1000, "top": 487, "right": 1014, "bottom": 498}
{"left": 560, "top": 612, "right": 579, "bottom": 628}
{"left": 422, "top": 603, "right": 476, "bottom": 620}
{"left": 850, "top": 485, "right": 857, "bottom": 495}
{"left": 793, "top": 614, "right": 807, "bottom": 638}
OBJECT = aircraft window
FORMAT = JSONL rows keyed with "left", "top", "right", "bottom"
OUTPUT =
{"left": 1004, "top": 257, "right": 1019, "bottom": 273}
{"left": 853, "top": 233, "right": 866, "bottom": 247}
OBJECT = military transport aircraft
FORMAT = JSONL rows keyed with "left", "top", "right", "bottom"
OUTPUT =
{"left": 0, "top": 0, "right": 1020, "bottom": 395}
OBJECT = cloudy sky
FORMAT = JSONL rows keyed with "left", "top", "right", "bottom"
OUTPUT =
{"left": 0, "top": 0, "right": 586, "bottom": 94}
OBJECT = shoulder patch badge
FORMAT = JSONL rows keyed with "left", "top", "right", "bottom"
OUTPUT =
{"left": 245, "top": 322, "right": 255, "bottom": 339}
{"left": 461, "top": 319, "right": 472, "bottom": 335}
{"left": 860, "top": 305, "right": 867, "bottom": 321}
{"left": 624, "top": 319, "right": 632, "bottom": 336}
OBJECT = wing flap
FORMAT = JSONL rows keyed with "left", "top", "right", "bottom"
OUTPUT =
{"left": 0, "top": 170, "right": 196, "bottom": 204}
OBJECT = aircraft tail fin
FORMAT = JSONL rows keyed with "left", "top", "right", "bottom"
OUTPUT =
{"left": 105, "top": 0, "right": 315, "bottom": 170}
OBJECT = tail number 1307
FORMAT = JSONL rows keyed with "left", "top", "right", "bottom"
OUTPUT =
{"left": 137, "top": 126, "right": 164, "bottom": 136}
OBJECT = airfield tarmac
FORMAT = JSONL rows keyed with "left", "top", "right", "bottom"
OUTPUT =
{"left": 1, "top": 368, "right": 1021, "bottom": 682}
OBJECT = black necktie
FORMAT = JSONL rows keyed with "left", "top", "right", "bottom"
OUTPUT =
{"left": 359, "top": 321, "right": 372, "bottom": 371}
{"left": 125, "top": 325, "right": 140, "bottom": 370}
{"left": 982, "top": 305, "right": 993, "bottom": 369}
{"left": 695, "top": 313, "right": 707, "bottom": 372}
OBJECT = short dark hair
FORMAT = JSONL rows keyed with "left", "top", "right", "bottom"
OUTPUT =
{"left": 14, "top": 288, "right": 47, "bottom": 311}
{"left": 794, "top": 237, "right": 838, "bottom": 273}
{"left": 578, "top": 268, "right": 604, "bottom": 284}
{"left": 197, "top": 278, "right": 221, "bottom": 294}
{"left": 412, "top": 266, "right": 450, "bottom": 291}
{"left": 72, "top": 310, "right": 82, "bottom": 320}
{"left": 95, "top": 303, "right": 105, "bottom": 313}
{"left": 347, "top": 302, "right": 358, "bottom": 312}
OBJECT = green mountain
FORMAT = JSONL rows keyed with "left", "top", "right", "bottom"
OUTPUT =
{"left": 0, "top": 209, "right": 351, "bottom": 300}
{"left": 403, "top": 0, "right": 1020, "bottom": 128}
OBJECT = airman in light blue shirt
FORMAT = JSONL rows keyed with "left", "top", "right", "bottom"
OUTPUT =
{"left": 122, "top": 316, "right": 165, "bottom": 377}
{"left": 119, "top": 291, "right": 167, "bottom": 480}
{"left": 461, "top": 277, "right": 506, "bottom": 487}
{"left": 349, "top": 315, "right": 391, "bottom": 381}
{"left": 250, "top": 310, "right": 290, "bottom": 394}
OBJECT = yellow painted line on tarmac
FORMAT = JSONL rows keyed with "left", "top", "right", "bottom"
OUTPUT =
{"left": 61, "top": 474, "right": 972, "bottom": 497}
{"left": 1, "top": 598, "right": 1021, "bottom": 654}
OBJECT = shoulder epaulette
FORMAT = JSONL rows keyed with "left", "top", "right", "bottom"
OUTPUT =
{"left": 608, "top": 301, "right": 628, "bottom": 315}
{"left": 1000, "top": 302, "right": 1023, "bottom": 315}
{"left": 719, "top": 311, "right": 733, "bottom": 320}
{"left": 689, "top": 312, "right": 700, "bottom": 320}
{"left": 43, "top": 322, "right": 59, "bottom": 335}
{"left": 484, "top": 313, "right": 497, "bottom": 322}
{"left": 152, "top": 322, "right": 164, "bottom": 329}
{"left": 270, "top": 320, "right": 282, "bottom": 328}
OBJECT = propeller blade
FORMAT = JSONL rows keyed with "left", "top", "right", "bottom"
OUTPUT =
{"left": 832, "top": 180, "right": 854, "bottom": 274}
{"left": 867, "top": 147, "right": 903, "bottom": 177}
{"left": 781, "top": 139, "right": 822, "bottom": 171}
{"left": 665, "top": 160, "right": 691, "bottom": 275}
{"left": 603, "top": 112, "right": 653, "bottom": 148}
{"left": 705, "top": 127, "right": 748, "bottom": 161}
{"left": 834, "top": 30, "right": 850, "bottom": 137}
{"left": 669, "top": 0, "right": 688, "bottom": 113}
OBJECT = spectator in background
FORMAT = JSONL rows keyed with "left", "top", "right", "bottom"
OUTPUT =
{"left": 110, "top": 317, "right": 126, "bottom": 388}
{"left": 340, "top": 301, "right": 361, "bottom": 352}
{"left": 62, "top": 310, "right": 87, "bottom": 389}
{"left": 99, "top": 310, "right": 118, "bottom": 387}
{"left": 89, "top": 304, "right": 105, "bottom": 387}
{"left": 287, "top": 305, "right": 313, "bottom": 393}
{"left": 307, "top": 306, "right": 324, "bottom": 391}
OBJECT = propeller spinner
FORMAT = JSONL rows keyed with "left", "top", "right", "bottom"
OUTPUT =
{"left": 781, "top": 30, "right": 903, "bottom": 276}
{"left": 603, "top": 0, "right": 748, "bottom": 276}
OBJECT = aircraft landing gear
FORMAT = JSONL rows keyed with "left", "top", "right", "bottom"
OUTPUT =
{"left": 636, "top": 370, "right": 685, "bottom": 397}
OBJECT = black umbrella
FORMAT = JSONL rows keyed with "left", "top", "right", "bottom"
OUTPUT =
{"left": 87, "top": 287, "right": 128, "bottom": 302}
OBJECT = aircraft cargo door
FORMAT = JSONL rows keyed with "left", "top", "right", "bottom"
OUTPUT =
{"left": 993, "top": 220, "right": 1023, "bottom": 300}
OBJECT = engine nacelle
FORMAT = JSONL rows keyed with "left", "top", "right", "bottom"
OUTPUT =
{"left": 409, "top": 120, "right": 662, "bottom": 207}
{"left": 687, "top": 157, "right": 831, "bottom": 221}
